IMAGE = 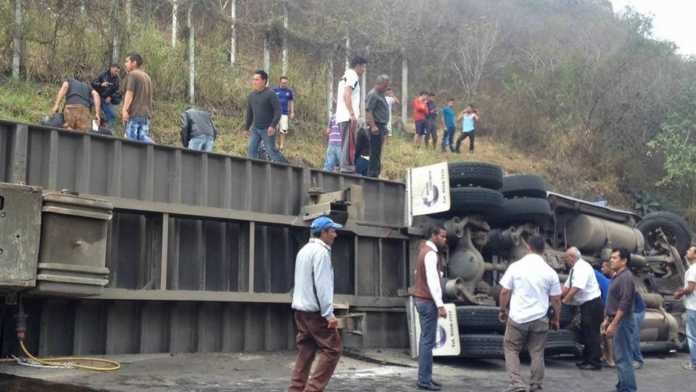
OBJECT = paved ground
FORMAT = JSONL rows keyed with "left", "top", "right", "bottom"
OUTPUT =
{"left": 1, "top": 350, "right": 695, "bottom": 391}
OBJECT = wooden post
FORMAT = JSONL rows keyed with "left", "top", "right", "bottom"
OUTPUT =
{"left": 230, "top": 0, "right": 236, "bottom": 65}
{"left": 401, "top": 49, "right": 408, "bottom": 128}
{"left": 188, "top": 3, "right": 195, "bottom": 104}
{"left": 327, "top": 53, "right": 334, "bottom": 122}
{"left": 171, "top": 0, "right": 178, "bottom": 48}
{"left": 11, "top": 0, "right": 22, "bottom": 79}
{"left": 263, "top": 32, "right": 271, "bottom": 74}
{"left": 281, "top": 0, "right": 288, "bottom": 76}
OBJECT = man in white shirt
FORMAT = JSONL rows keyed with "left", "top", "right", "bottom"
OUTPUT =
{"left": 288, "top": 216, "right": 343, "bottom": 392}
{"left": 674, "top": 246, "right": 696, "bottom": 371}
{"left": 499, "top": 235, "right": 562, "bottom": 392}
{"left": 413, "top": 225, "right": 448, "bottom": 391}
{"left": 334, "top": 56, "right": 367, "bottom": 173}
{"left": 562, "top": 247, "right": 604, "bottom": 370}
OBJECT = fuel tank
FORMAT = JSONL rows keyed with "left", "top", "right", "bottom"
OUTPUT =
{"left": 566, "top": 214, "right": 644, "bottom": 254}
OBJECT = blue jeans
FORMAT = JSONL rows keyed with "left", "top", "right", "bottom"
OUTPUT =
{"left": 102, "top": 102, "right": 117, "bottom": 127}
{"left": 631, "top": 311, "right": 645, "bottom": 364}
{"left": 442, "top": 125, "right": 455, "bottom": 150}
{"left": 247, "top": 126, "right": 283, "bottom": 162}
{"left": 125, "top": 116, "right": 153, "bottom": 143}
{"left": 188, "top": 134, "right": 214, "bottom": 152}
{"left": 415, "top": 298, "right": 438, "bottom": 385}
{"left": 323, "top": 144, "right": 341, "bottom": 171}
{"left": 687, "top": 309, "right": 696, "bottom": 366}
{"left": 356, "top": 156, "right": 369, "bottom": 176}
{"left": 613, "top": 317, "right": 638, "bottom": 392}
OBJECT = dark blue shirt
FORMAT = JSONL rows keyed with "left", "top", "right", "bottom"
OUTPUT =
{"left": 602, "top": 273, "right": 644, "bottom": 312}
{"left": 594, "top": 269, "right": 610, "bottom": 305}
{"left": 442, "top": 106, "right": 455, "bottom": 128}
{"left": 273, "top": 87, "right": 294, "bottom": 115}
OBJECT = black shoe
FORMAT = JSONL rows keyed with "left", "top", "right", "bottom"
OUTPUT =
{"left": 431, "top": 380, "right": 442, "bottom": 387}
{"left": 417, "top": 382, "right": 442, "bottom": 391}
{"left": 578, "top": 363, "right": 602, "bottom": 371}
{"left": 576, "top": 361, "right": 589, "bottom": 367}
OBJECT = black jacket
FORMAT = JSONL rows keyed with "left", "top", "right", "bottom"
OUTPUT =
{"left": 181, "top": 108, "right": 219, "bottom": 147}
{"left": 91, "top": 71, "right": 121, "bottom": 104}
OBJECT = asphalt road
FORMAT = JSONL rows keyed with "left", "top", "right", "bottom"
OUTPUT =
{"left": 1, "top": 350, "right": 694, "bottom": 391}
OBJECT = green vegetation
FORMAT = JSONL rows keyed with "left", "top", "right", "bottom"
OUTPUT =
{"left": 2, "top": 0, "right": 696, "bottom": 226}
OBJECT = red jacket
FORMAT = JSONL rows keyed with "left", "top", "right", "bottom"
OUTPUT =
{"left": 413, "top": 98, "right": 429, "bottom": 122}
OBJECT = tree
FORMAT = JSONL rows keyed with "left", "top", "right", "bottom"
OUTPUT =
{"left": 187, "top": 1, "right": 195, "bottom": 104}
{"left": 452, "top": 19, "right": 500, "bottom": 98}
{"left": 111, "top": 0, "right": 121, "bottom": 64}
{"left": 11, "top": 0, "right": 22, "bottom": 79}
{"left": 648, "top": 82, "right": 696, "bottom": 224}
{"left": 171, "top": 0, "right": 178, "bottom": 48}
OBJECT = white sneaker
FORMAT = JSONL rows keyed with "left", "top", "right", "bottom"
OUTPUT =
{"left": 682, "top": 362, "right": 696, "bottom": 370}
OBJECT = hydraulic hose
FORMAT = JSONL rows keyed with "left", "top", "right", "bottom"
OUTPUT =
{"left": 14, "top": 299, "right": 121, "bottom": 372}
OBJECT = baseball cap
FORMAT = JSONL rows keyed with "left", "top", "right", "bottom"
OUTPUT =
{"left": 310, "top": 216, "right": 343, "bottom": 234}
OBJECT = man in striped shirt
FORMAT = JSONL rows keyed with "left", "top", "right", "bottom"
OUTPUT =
{"left": 323, "top": 115, "right": 342, "bottom": 172}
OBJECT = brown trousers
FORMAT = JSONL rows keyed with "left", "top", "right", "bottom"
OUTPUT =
{"left": 63, "top": 104, "right": 91, "bottom": 132}
{"left": 288, "top": 311, "right": 342, "bottom": 392}
{"left": 503, "top": 317, "right": 549, "bottom": 391}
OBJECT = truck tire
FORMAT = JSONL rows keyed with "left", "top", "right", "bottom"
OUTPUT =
{"left": 450, "top": 187, "right": 504, "bottom": 215}
{"left": 449, "top": 161, "right": 503, "bottom": 190}
{"left": 459, "top": 334, "right": 505, "bottom": 358}
{"left": 492, "top": 197, "right": 553, "bottom": 227}
{"left": 458, "top": 329, "right": 577, "bottom": 359}
{"left": 456, "top": 305, "right": 572, "bottom": 332}
{"left": 559, "top": 304, "right": 575, "bottom": 328}
{"left": 501, "top": 175, "right": 548, "bottom": 199}
{"left": 637, "top": 211, "right": 692, "bottom": 255}
{"left": 545, "top": 329, "right": 579, "bottom": 355}
{"left": 456, "top": 306, "right": 505, "bottom": 333}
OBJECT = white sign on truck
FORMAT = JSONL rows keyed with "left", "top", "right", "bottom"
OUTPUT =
{"left": 406, "top": 296, "right": 460, "bottom": 357}
{"left": 405, "top": 162, "right": 451, "bottom": 226}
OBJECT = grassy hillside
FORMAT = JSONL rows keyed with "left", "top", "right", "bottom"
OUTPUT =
{"left": 0, "top": 78, "right": 623, "bottom": 205}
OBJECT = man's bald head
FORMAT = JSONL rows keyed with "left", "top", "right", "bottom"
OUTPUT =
{"left": 687, "top": 246, "right": 696, "bottom": 262}
{"left": 564, "top": 247, "right": 581, "bottom": 266}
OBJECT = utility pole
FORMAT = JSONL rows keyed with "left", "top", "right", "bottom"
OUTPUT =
{"left": 11, "top": 0, "right": 23, "bottom": 79}
{"left": 171, "top": 0, "right": 178, "bottom": 48}
{"left": 281, "top": 0, "right": 289, "bottom": 76}
{"left": 230, "top": 0, "right": 236, "bottom": 65}
{"left": 188, "top": 2, "right": 195, "bottom": 104}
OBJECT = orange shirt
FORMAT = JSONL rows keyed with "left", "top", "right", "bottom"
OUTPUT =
{"left": 413, "top": 98, "right": 429, "bottom": 121}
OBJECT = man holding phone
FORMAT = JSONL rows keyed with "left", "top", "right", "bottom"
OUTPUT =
{"left": 91, "top": 64, "right": 121, "bottom": 128}
{"left": 499, "top": 235, "right": 562, "bottom": 392}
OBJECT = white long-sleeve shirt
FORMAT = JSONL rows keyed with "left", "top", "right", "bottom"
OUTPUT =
{"left": 291, "top": 238, "right": 335, "bottom": 320}
{"left": 424, "top": 241, "right": 444, "bottom": 307}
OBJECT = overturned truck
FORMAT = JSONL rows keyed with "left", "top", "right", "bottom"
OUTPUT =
{"left": 0, "top": 120, "right": 690, "bottom": 361}
{"left": 410, "top": 161, "right": 692, "bottom": 358}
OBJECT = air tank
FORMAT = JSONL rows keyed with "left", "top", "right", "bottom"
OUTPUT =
{"left": 566, "top": 214, "right": 644, "bottom": 254}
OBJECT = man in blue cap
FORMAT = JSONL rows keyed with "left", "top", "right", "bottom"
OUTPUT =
{"left": 288, "top": 216, "right": 343, "bottom": 392}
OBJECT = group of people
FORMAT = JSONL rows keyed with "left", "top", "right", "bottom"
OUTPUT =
{"left": 412, "top": 93, "right": 480, "bottom": 153}
{"left": 50, "top": 53, "right": 153, "bottom": 142}
{"left": 48, "top": 53, "right": 299, "bottom": 157}
{"left": 413, "top": 228, "right": 696, "bottom": 392}
{"left": 48, "top": 52, "right": 485, "bottom": 178}
{"left": 323, "top": 56, "right": 397, "bottom": 178}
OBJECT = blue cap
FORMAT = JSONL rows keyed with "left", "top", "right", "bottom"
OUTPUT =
{"left": 310, "top": 216, "right": 343, "bottom": 234}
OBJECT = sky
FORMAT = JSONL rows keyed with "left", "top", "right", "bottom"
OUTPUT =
{"left": 610, "top": 0, "right": 696, "bottom": 55}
